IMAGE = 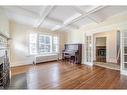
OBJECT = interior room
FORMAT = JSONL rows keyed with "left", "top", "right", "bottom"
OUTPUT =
{"left": 96, "top": 37, "right": 106, "bottom": 62}
{"left": 1, "top": 6, "right": 127, "bottom": 89}
{"left": 95, "top": 37, "right": 106, "bottom": 62}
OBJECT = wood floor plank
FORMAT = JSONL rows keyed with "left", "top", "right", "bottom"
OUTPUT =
{"left": 10, "top": 61, "right": 127, "bottom": 89}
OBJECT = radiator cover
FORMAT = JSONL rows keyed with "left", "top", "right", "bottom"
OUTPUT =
{"left": 34, "top": 54, "right": 58, "bottom": 64}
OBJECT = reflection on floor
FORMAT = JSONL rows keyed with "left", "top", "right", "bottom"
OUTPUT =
{"left": 8, "top": 61, "right": 127, "bottom": 89}
{"left": 9, "top": 73, "right": 27, "bottom": 89}
{"left": 94, "top": 62, "right": 120, "bottom": 70}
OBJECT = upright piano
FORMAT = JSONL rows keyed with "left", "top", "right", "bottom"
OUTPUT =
{"left": 62, "top": 44, "right": 82, "bottom": 64}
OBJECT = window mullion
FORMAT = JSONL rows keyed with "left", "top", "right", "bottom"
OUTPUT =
{"left": 50, "top": 36, "right": 53, "bottom": 53}
{"left": 57, "top": 36, "right": 59, "bottom": 53}
{"left": 44, "top": 36, "right": 46, "bottom": 53}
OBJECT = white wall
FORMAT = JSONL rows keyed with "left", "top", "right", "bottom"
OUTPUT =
{"left": 0, "top": 8, "right": 10, "bottom": 38}
{"left": 67, "top": 30, "right": 84, "bottom": 44}
{"left": 9, "top": 21, "right": 67, "bottom": 67}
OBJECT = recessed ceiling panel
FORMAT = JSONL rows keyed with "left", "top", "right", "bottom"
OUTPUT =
{"left": 64, "top": 25, "right": 78, "bottom": 30}
{"left": 60, "top": 26, "right": 75, "bottom": 32}
{"left": 6, "top": 12, "right": 38, "bottom": 26}
{"left": 2, "top": 6, "right": 127, "bottom": 32}
{"left": 3, "top": 6, "right": 39, "bottom": 18}
{"left": 40, "top": 18, "right": 61, "bottom": 30}
{"left": 89, "top": 6, "right": 127, "bottom": 22}
{"left": 77, "top": 6, "right": 99, "bottom": 13}
{"left": 21, "top": 6, "right": 46, "bottom": 16}
{"left": 72, "top": 17, "right": 94, "bottom": 27}
{"left": 48, "top": 6, "right": 82, "bottom": 24}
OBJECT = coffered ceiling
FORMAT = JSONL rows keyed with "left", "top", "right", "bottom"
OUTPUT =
{"left": 1, "top": 6, "right": 127, "bottom": 32}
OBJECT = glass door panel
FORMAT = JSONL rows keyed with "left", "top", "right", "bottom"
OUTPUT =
{"left": 121, "top": 31, "right": 127, "bottom": 70}
{"left": 85, "top": 36, "right": 92, "bottom": 63}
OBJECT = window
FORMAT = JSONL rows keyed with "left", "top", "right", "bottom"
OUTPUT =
{"left": 29, "top": 33, "right": 59, "bottom": 55}
{"left": 38, "top": 35, "right": 51, "bottom": 53}
{"left": 53, "top": 36, "right": 58, "bottom": 52}
{"left": 29, "top": 33, "right": 37, "bottom": 55}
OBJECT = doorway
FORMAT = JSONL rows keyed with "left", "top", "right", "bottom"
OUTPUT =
{"left": 96, "top": 37, "right": 106, "bottom": 62}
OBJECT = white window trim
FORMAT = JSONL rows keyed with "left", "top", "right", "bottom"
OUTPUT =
{"left": 52, "top": 36, "right": 59, "bottom": 53}
{"left": 29, "top": 33, "right": 59, "bottom": 56}
{"left": 29, "top": 33, "right": 38, "bottom": 55}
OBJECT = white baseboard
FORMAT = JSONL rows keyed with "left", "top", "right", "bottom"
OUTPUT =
{"left": 10, "top": 60, "right": 33, "bottom": 67}
{"left": 10, "top": 54, "right": 59, "bottom": 67}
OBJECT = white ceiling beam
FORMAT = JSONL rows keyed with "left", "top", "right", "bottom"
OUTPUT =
{"left": 2, "top": 6, "right": 39, "bottom": 18}
{"left": 51, "top": 23, "right": 79, "bottom": 31}
{"left": 35, "top": 6, "right": 54, "bottom": 28}
{"left": 74, "top": 6, "right": 101, "bottom": 23}
{"left": 53, "top": 6, "right": 105, "bottom": 31}
{"left": 71, "top": 6, "right": 105, "bottom": 23}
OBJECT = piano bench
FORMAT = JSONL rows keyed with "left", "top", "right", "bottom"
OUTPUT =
{"left": 70, "top": 56, "right": 76, "bottom": 63}
{"left": 63, "top": 55, "right": 71, "bottom": 62}
{"left": 63, "top": 55, "right": 76, "bottom": 64}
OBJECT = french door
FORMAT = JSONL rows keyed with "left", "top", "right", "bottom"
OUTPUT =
{"left": 121, "top": 30, "right": 127, "bottom": 70}
{"left": 85, "top": 34, "right": 93, "bottom": 65}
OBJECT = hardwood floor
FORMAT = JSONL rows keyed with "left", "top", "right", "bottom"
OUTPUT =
{"left": 10, "top": 61, "right": 127, "bottom": 89}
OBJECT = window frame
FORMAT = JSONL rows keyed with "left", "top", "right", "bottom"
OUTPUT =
{"left": 29, "top": 33, "right": 38, "bottom": 55}
{"left": 52, "top": 36, "right": 59, "bottom": 53}
{"left": 29, "top": 33, "right": 59, "bottom": 55}
{"left": 38, "top": 34, "right": 52, "bottom": 54}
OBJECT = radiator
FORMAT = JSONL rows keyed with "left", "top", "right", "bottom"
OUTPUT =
{"left": 34, "top": 54, "right": 58, "bottom": 64}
